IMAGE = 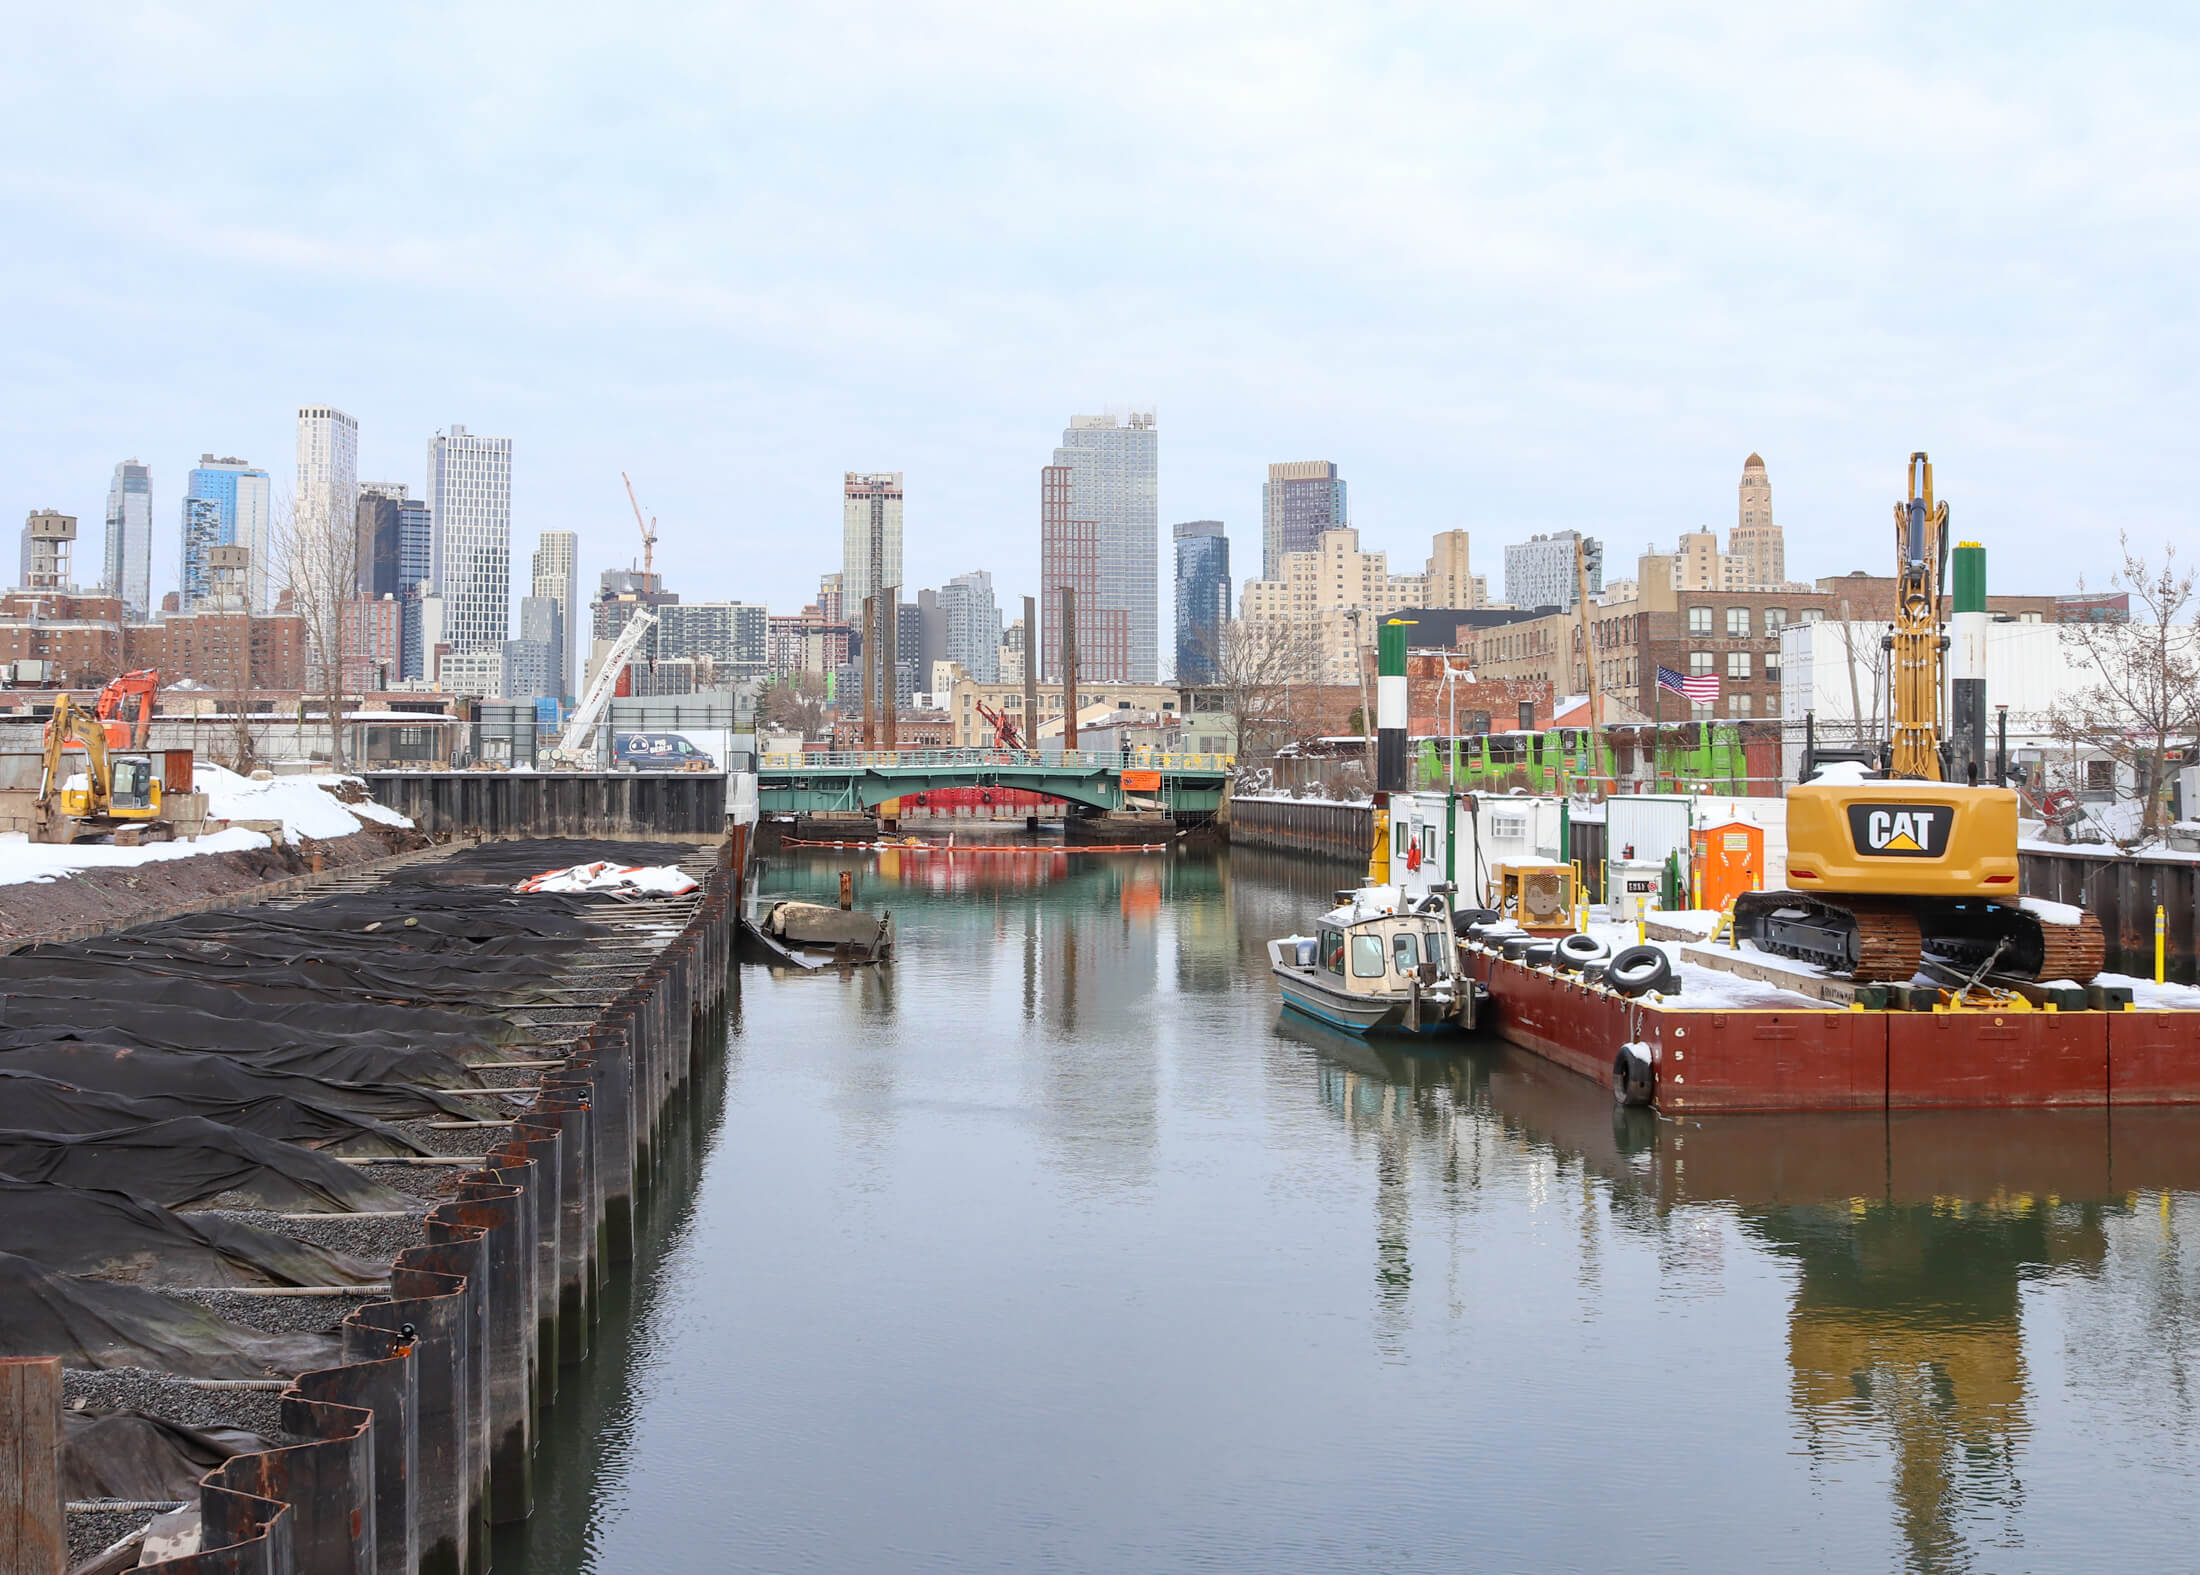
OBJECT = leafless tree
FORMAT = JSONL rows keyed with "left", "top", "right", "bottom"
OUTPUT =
{"left": 2046, "top": 535, "right": 2200, "bottom": 845}
{"left": 1831, "top": 599, "right": 1890, "bottom": 751}
{"left": 1196, "top": 617, "right": 1326, "bottom": 774}
{"left": 758, "top": 672, "right": 830, "bottom": 743}
{"left": 273, "top": 485, "right": 361, "bottom": 768}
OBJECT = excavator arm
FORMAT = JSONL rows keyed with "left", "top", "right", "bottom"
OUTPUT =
{"left": 38, "top": 695, "right": 112, "bottom": 817}
{"left": 1887, "top": 453, "right": 1949, "bottom": 780}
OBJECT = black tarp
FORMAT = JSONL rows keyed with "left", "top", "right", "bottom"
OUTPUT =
{"left": 0, "top": 1119, "right": 411, "bottom": 1213}
{"left": 0, "top": 1043, "right": 492, "bottom": 1122}
{"left": 0, "top": 1251, "right": 340, "bottom": 1377}
{"left": 0, "top": 1026, "right": 478, "bottom": 1091}
{"left": 62, "top": 1409, "right": 269, "bottom": 1501}
{"left": 0, "top": 1070, "right": 432, "bottom": 1156}
{"left": 0, "top": 1177, "right": 387, "bottom": 1286}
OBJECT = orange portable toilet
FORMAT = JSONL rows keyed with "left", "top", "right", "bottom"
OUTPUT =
{"left": 1691, "top": 820, "right": 1765, "bottom": 915}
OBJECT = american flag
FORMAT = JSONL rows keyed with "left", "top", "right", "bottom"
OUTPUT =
{"left": 1658, "top": 665, "right": 1721, "bottom": 703}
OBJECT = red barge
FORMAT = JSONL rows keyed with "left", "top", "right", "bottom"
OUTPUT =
{"left": 1461, "top": 942, "right": 2200, "bottom": 1114}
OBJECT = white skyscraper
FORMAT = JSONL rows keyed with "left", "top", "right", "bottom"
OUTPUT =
{"left": 104, "top": 460, "right": 152, "bottom": 618}
{"left": 426, "top": 425, "right": 514, "bottom": 657}
{"left": 294, "top": 406, "right": 359, "bottom": 617}
{"left": 842, "top": 472, "right": 904, "bottom": 609}
{"left": 530, "top": 529, "right": 579, "bottom": 699}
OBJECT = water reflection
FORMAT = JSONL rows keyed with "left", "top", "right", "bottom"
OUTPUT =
{"left": 518, "top": 843, "right": 2200, "bottom": 1575}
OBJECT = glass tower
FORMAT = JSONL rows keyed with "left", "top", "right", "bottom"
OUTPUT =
{"left": 1042, "top": 410, "right": 1158, "bottom": 683}
{"left": 182, "top": 455, "right": 271, "bottom": 612}
{"left": 1261, "top": 461, "right": 1346, "bottom": 582}
{"left": 104, "top": 460, "right": 153, "bottom": 618}
{"left": 426, "top": 425, "right": 514, "bottom": 656}
{"left": 1172, "top": 520, "right": 1230, "bottom": 685}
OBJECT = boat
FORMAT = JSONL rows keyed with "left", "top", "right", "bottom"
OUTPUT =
{"left": 1268, "top": 884, "right": 1481, "bottom": 1036}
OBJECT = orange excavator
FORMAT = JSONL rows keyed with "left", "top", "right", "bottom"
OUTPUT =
{"left": 91, "top": 669, "right": 159, "bottom": 751}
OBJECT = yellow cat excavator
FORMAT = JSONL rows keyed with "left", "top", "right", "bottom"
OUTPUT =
{"left": 1733, "top": 454, "right": 2103, "bottom": 984}
{"left": 36, "top": 691, "right": 165, "bottom": 843}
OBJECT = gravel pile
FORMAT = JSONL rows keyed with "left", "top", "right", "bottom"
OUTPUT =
{"left": 392, "top": 1118, "right": 513, "bottom": 1157}
{"left": 160, "top": 1289, "right": 381, "bottom": 1337}
{"left": 349, "top": 1162, "right": 464, "bottom": 1203}
{"left": 209, "top": 1209, "right": 424, "bottom": 1266}
{"left": 62, "top": 1368, "right": 304, "bottom": 1443}
{"left": 69, "top": 1505, "right": 155, "bottom": 1567}
{"left": 472, "top": 1066, "right": 552, "bottom": 1091}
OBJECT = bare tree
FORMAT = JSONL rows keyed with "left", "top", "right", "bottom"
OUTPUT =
{"left": 1196, "top": 616, "right": 1326, "bottom": 773}
{"left": 758, "top": 672, "right": 829, "bottom": 742}
{"left": 2046, "top": 535, "right": 2200, "bottom": 845}
{"left": 1831, "top": 599, "right": 1890, "bottom": 751}
{"left": 273, "top": 485, "right": 361, "bottom": 769}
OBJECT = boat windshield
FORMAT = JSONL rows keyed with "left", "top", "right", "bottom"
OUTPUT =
{"left": 1319, "top": 928, "right": 1346, "bottom": 975}
{"left": 1392, "top": 933, "right": 1419, "bottom": 975}
{"left": 1424, "top": 930, "right": 1450, "bottom": 972}
{"left": 1350, "top": 934, "right": 1387, "bottom": 978}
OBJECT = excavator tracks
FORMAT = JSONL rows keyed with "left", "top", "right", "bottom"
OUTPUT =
{"left": 1732, "top": 892, "right": 1924, "bottom": 982}
{"left": 2024, "top": 909, "right": 2106, "bottom": 984}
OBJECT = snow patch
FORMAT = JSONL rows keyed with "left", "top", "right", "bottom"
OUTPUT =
{"left": 1807, "top": 760, "right": 1877, "bottom": 784}
{"left": 2018, "top": 895, "right": 2084, "bottom": 927}
{"left": 194, "top": 765, "right": 413, "bottom": 842}
{"left": 0, "top": 826, "right": 274, "bottom": 888}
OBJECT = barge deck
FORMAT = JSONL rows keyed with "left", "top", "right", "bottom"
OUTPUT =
{"left": 1463, "top": 933, "right": 2200, "bottom": 1114}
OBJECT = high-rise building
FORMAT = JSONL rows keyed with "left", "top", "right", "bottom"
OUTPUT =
{"left": 659, "top": 602, "right": 769, "bottom": 679}
{"left": 1240, "top": 527, "right": 1454, "bottom": 683}
{"left": 356, "top": 482, "right": 406, "bottom": 599}
{"left": 1730, "top": 452, "right": 1784, "bottom": 588}
{"left": 19, "top": 510, "right": 77, "bottom": 594}
{"left": 425, "top": 425, "right": 513, "bottom": 655}
{"left": 841, "top": 473, "right": 904, "bottom": 610}
{"left": 939, "top": 569, "right": 1001, "bottom": 683}
{"left": 1423, "top": 529, "right": 1484, "bottom": 610}
{"left": 1261, "top": 461, "right": 1346, "bottom": 582}
{"left": 530, "top": 530, "right": 579, "bottom": 699}
{"left": 104, "top": 461, "right": 152, "bottom": 618}
{"left": 1502, "top": 531, "right": 1602, "bottom": 611}
{"left": 182, "top": 455, "right": 271, "bottom": 612}
{"left": 506, "top": 595, "right": 562, "bottom": 699}
{"left": 296, "top": 405, "right": 360, "bottom": 603}
{"left": 1172, "top": 521, "right": 1230, "bottom": 685}
{"left": 1042, "top": 409, "right": 1158, "bottom": 683}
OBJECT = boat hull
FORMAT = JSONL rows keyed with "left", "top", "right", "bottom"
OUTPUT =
{"left": 1272, "top": 965, "right": 1463, "bottom": 1037}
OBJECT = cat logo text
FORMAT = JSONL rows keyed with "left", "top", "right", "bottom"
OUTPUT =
{"left": 1845, "top": 803, "right": 1953, "bottom": 859}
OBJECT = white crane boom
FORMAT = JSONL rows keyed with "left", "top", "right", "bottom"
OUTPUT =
{"left": 554, "top": 608, "right": 657, "bottom": 761}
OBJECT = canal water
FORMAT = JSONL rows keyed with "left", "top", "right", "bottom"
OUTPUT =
{"left": 498, "top": 845, "right": 2200, "bottom": 1574}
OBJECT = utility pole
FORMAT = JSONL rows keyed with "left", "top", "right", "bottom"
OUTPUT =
{"left": 861, "top": 593, "right": 878, "bottom": 749}
{"left": 1573, "top": 536, "right": 1605, "bottom": 789}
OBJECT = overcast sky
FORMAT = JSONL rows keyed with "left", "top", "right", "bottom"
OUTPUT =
{"left": 3, "top": 3, "right": 2193, "bottom": 627}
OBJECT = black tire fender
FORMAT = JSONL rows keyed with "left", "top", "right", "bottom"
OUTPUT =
{"left": 1612, "top": 1042, "right": 1655, "bottom": 1106}
{"left": 1607, "top": 944, "right": 1675, "bottom": 998}
{"left": 1556, "top": 933, "right": 1609, "bottom": 970}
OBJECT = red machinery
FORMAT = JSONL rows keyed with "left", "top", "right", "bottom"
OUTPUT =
{"left": 974, "top": 698, "right": 1025, "bottom": 753}
{"left": 90, "top": 669, "right": 159, "bottom": 750}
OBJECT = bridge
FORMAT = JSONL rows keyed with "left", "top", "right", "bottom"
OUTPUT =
{"left": 756, "top": 749, "right": 1233, "bottom": 815}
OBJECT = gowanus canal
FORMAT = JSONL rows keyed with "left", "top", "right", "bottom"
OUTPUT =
{"left": 499, "top": 844, "right": 2200, "bottom": 1575}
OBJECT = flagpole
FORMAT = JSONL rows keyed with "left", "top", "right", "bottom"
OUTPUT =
{"left": 1652, "top": 666, "right": 1661, "bottom": 793}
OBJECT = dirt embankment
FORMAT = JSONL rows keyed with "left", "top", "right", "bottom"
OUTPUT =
{"left": 0, "top": 821, "right": 430, "bottom": 942}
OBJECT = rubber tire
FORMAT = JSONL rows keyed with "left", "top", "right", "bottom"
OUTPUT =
{"left": 1520, "top": 940, "right": 1560, "bottom": 968}
{"left": 1607, "top": 944, "right": 1675, "bottom": 998}
{"left": 1556, "top": 933, "right": 1608, "bottom": 970}
{"left": 1452, "top": 907, "right": 1502, "bottom": 935}
{"left": 1499, "top": 935, "right": 1539, "bottom": 960}
{"left": 1613, "top": 1046, "right": 1655, "bottom": 1106}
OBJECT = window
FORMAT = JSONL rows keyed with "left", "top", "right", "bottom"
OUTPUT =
{"left": 2085, "top": 758, "right": 2113, "bottom": 791}
{"left": 1394, "top": 933, "right": 1421, "bottom": 975}
{"left": 2020, "top": 612, "right": 2043, "bottom": 624}
{"left": 1424, "top": 931, "right": 1450, "bottom": 972}
{"left": 1319, "top": 928, "right": 1346, "bottom": 974}
{"left": 1732, "top": 694, "right": 1753, "bottom": 715}
{"left": 1691, "top": 651, "right": 1714, "bottom": 676}
{"left": 1727, "top": 652, "right": 1751, "bottom": 679}
{"left": 1351, "top": 934, "right": 1388, "bottom": 978}
{"left": 1688, "top": 607, "right": 1712, "bottom": 634}
{"left": 1764, "top": 608, "right": 1788, "bottom": 634}
{"left": 1798, "top": 608, "right": 1824, "bottom": 623}
{"left": 1726, "top": 607, "right": 1751, "bottom": 637}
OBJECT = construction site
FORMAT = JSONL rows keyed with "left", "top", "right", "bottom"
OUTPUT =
{"left": 0, "top": 826, "right": 739, "bottom": 1573}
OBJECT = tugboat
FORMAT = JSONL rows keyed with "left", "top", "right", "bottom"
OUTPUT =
{"left": 1268, "top": 884, "right": 1478, "bottom": 1035}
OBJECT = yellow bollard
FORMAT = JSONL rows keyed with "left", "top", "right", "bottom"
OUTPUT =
{"left": 2158, "top": 904, "right": 2167, "bottom": 985}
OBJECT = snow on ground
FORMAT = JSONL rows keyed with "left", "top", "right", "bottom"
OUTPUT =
{"left": 2097, "top": 973, "right": 2200, "bottom": 1011}
{"left": 194, "top": 765, "right": 414, "bottom": 842}
{"left": 0, "top": 826, "right": 273, "bottom": 888}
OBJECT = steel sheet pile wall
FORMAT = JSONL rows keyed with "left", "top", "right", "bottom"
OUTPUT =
{"left": 1227, "top": 797, "right": 1374, "bottom": 863}
{"left": 0, "top": 838, "right": 734, "bottom": 1575}
{"left": 2022, "top": 848, "right": 2200, "bottom": 984}
{"left": 361, "top": 773, "right": 728, "bottom": 840}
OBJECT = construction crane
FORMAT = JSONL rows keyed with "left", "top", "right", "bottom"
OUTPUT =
{"left": 545, "top": 608, "right": 658, "bottom": 768}
{"left": 621, "top": 472, "right": 658, "bottom": 579}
